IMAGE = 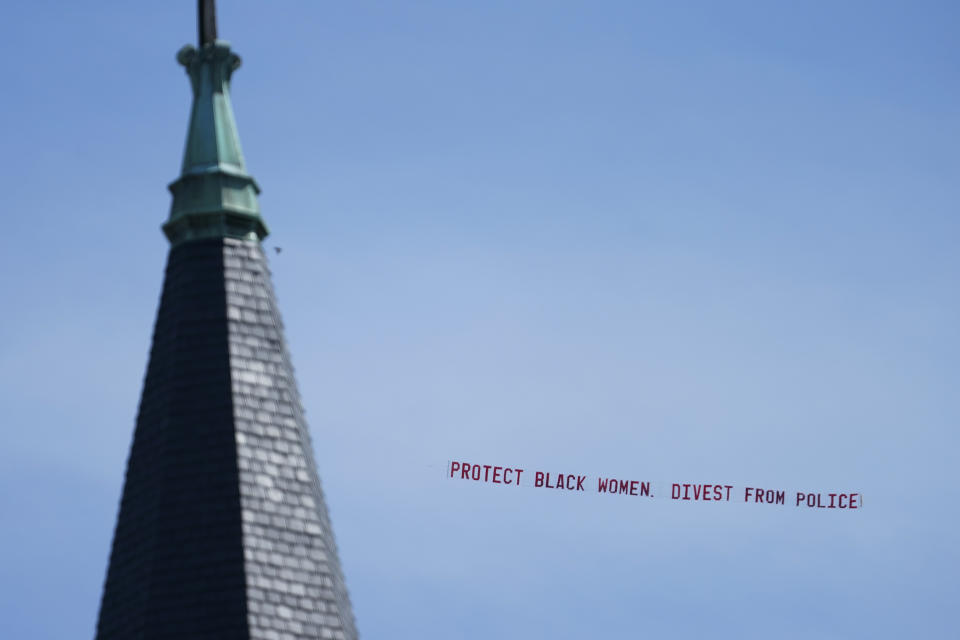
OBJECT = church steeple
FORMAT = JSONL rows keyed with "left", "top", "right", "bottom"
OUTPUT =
{"left": 164, "top": 0, "right": 267, "bottom": 245}
{"left": 95, "top": 4, "right": 358, "bottom": 638}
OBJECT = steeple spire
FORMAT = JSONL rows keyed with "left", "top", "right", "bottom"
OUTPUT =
{"left": 164, "top": 0, "right": 267, "bottom": 245}
{"left": 94, "top": 5, "right": 358, "bottom": 638}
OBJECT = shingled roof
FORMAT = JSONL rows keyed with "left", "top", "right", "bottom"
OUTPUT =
{"left": 95, "top": 4, "right": 358, "bottom": 638}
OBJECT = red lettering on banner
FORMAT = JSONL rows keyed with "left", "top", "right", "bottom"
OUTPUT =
{"left": 449, "top": 462, "right": 861, "bottom": 511}
{"left": 451, "top": 461, "right": 525, "bottom": 487}
{"left": 795, "top": 492, "right": 859, "bottom": 508}
{"left": 599, "top": 477, "right": 650, "bottom": 496}
{"left": 534, "top": 472, "right": 587, "bottom": 491}
{"left": 673, "top": 483, "right": 731, "bottom": 501}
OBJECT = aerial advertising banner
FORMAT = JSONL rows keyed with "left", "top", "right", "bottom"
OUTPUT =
{"left": 447, "top": 460, "right": 862, "bottom": 510}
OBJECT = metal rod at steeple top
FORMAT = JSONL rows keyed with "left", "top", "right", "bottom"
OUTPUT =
{"left": 199, "top": 0, "right": 217, "bottom": 46}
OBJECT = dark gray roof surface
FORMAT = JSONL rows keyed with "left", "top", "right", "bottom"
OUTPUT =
{"left": 96, "top": 237, "right": 357, "bottom": 640}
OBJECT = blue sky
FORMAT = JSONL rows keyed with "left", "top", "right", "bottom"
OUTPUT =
{"left": 1, "top": 1, "right": 957, "bottom": 638}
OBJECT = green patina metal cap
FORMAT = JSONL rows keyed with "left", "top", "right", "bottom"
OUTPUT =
{"left": 164, "top": 34, "right": 268, "bottom": 245}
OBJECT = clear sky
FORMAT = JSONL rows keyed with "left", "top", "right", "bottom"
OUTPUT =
{"left": 1, "top": 1, "right": 957, "bottom": 638}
